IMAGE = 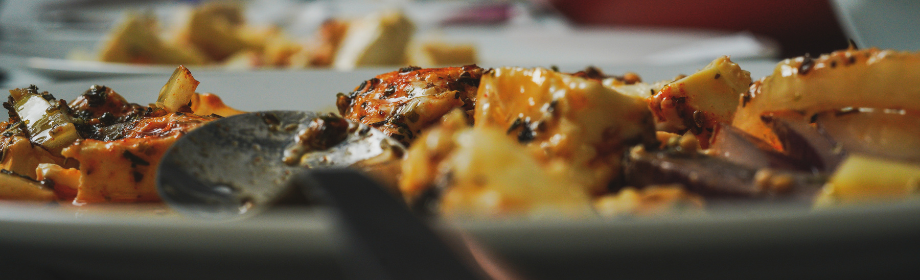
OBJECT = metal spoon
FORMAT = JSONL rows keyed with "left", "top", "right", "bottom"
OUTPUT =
{"left": 155, "top": 110, "right": 490, "bottom": 279}
{"left": 155, "top": 110, "right": 405, "bottom": 219}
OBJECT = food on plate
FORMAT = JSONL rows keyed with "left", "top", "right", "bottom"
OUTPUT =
{"left": 593, "top": 185, "right": 705, "bottom": 217}
{"left": 6, "top": 46, "right": 920, "bottom": 219}
{"left": 400, "top": 110, "right": 594, "bottom": 218}
{"left": 336, "top": 65, "right": 482, "bottom": 146}
{"left": 648, "top": 56, "right": 752, "bottom": 147}
{"left": 281, "top": 113, "right": 406, "bottom": 190}
{"left": 92, "top": 3, "right": 474, "bottom": 69}
{"left": 474, "top": 66, "right": 657, "bottom": 195}
{"left": 814, "top": 155, "right": 920, "bottom": 207}
{"left": 732, "top": 48, "right": 920, "bottom": 150}
{"left": 0, "top": 169, "right": 56, "bottom": 201}
{"left": 390, "top": 48, "right": 920, "bottom": 217}
{"left": 1, "top": 66, "right": 241, "bottom": 204}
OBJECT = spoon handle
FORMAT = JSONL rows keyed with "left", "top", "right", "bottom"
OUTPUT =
{"left": 290, "top": 168, "right": 487, "bottom": 280}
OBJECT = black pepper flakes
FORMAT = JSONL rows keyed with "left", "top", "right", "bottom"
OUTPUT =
{"left": 835, "top": 107, "right": 859, "bottom": 117}
{"left": 123, "top": 150, "right": 150, "bottom": 167}
{"left": 406, "top": 111, "right": 420, "bottom": 123}
{"left": 544, "top": 100, "right": 558, "bottom": 114}
{"left": 506, "top": 118, "right": 522, "bottom": 134}
{"left": 798, "top": 54, "right": 815, "bottom": 75}
{"left": 517, "top": 125, "right": 535, "bottom": 143}
{"left": 692, "top": 111, "right": 706, "bottom": 129}
{"left": 133, "top": 171, "right": 144, "bottom": 183}
{"left": 382, "top": 86, "right": 397, "bottom": 97}
{"left": 714, "top": 73, "right": 721, "bottom": 79}
{"left": 99, "top": 112, "right": 115, "bottom": 125}
{"left": 363, "top": 78, "right": 381, "bottom": 93}
{"left": 457, "top": 71, "right": 479, "bottom": 87}
{"left": 399, "top": 66, "right": 421, "bottom": 73}
{"left": 83, "top": 85, "right": 109, "bottom": 107}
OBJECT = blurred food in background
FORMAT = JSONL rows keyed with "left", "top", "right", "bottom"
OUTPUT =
{"left": 92, "top": 2, "right": 477, "bottom": 69}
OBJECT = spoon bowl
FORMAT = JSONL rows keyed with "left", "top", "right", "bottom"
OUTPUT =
{"left": 156, "top": 110, "right": 403, "bottom": 219}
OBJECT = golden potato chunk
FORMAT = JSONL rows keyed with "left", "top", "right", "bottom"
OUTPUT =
{"left": 98, "top": 13, "right": 208, "bottom": 65}
{"left": 648, "top": 56, "right": 751, "bottom": 146}
{"left": 401, "top": 110, "right": 592, "bottom": 218}
{"left": 475, "top": 67, "right": 656, "bottom": 195}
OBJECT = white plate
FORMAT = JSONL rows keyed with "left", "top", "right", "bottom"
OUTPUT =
{"left": 4, "top": 65, "right": 917, "bottom": 279}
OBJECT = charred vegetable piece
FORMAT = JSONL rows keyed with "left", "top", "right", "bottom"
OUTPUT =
{"left": 649, "top": 56, "right": 751, "bottom": 147}
{"left": 6, "top": 85, "right": 81, "bottom": 153}
{"left": 0, "top": 135, "right": 66, "bottom": 178}
{"left": 624, "top": 146, "right": 825, "bottom": 205}
{"left": 814, "top": 108, "right": 920, "bottom": 164}
{"left": 337, "top": 65, "right": 482, "bottom": 146}
{"left": 815, "top": 155, "right": 920, "bottom": 208}
{"left": 733, "top": 48, "right": 920, "bottom": 148}
{"left": 709, "top": 124, "right": 813, "bottom": 172}
{"left": 69, "top": 85, "right": 149, "bottom": 141}
{"left": 62, "top": 112, "right": 218, "bottom": 204}
{"left": 156, "top": 66, "right": 200, "bottom": 113}
{"left": 0, "top": 169, "right": 55, "bottom": 201}
{"left": 761, "top": 113, "right": 845, "bottom": 173}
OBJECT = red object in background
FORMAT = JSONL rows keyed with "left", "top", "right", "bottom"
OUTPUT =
{"left": 549, "top": 0, "right": 849, "bottom": 58}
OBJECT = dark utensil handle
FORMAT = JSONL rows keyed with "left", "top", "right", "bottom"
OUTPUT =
{"left": 290, "top": 168, "right": 486, "bottom": 280}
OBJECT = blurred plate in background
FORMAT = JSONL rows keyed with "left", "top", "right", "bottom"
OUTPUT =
{"left": 1, "top": 0, "right": 778, "bottom": 80}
